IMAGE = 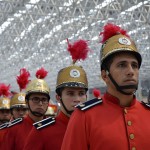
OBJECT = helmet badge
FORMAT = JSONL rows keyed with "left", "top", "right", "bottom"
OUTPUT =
{"left": 2, "top": 99, "right": 9, "bottom": 105}
{"left": 70, "top": 69, "right": 80, "bottom": 78}
{"left": 18, "top": 95, "right": 25, "bottom": 101}
{"left": 118, "top": 37, "right": 131, "bottom": 45}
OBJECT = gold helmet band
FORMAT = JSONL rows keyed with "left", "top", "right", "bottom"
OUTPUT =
{"left": 101, "top": 34, "right": 142, "bottom": 67}
{"left": 56, "top": 65, "right": 88, "bottom": 91}
{"left": 0, "top": 97, "right": 10, "bottom": 110}
{"left": 10, "top": 93, "right": 27, "bottom": 109}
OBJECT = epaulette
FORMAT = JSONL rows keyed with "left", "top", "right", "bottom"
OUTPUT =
{"left": 33, "top": 117, "right": 55, "bottom": 130}
{"left": 7, "top": 118, "right": 23, "bottom": 128}
{"left": 75, "top": 98, "right": 103, "bottom": 111}
{"left": 0, "top": 122, "right": 9, "bottom": 130}
{"left": 141, "top": 101, "right": 150, "bottom": 108}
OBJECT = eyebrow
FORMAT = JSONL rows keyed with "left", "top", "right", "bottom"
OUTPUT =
{"left": 117, "top": 60, "right": 138, "bottom": 64}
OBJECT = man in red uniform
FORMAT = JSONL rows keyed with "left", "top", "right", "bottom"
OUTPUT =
{"left": 0, "top": 96, "right": 11, "bottom": 125}
{"left": 0, "top": 84, "right": 11, "bottom": 148}
{"left": 1, "top": 68, "right": 50, "bottom": 150}
{"left": 10, "top": 93, "right": 28, "bottom": 120}
{"left": 23, "top": 39, "right": 90, "bottom": 150}
{"left": 61, "top": 23, "right": 150, "bottom": 150}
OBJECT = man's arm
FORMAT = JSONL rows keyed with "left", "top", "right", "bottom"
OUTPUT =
{"left": 61, "top": 109, "right": 89, "bottom": 150}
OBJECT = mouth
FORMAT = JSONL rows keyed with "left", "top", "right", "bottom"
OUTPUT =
{"left": 36, "top": 108, "right": 44, "bottom": 112}
{"left": 124, "top": 79, "right": 136, "bottom": 84}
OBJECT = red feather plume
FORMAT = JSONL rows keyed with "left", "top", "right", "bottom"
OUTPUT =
{"left": 100, "top": 23, "right": 129, "bottom": 44}
{"left": 17, "top": 68, "right": 30, "bottom": 91}
{"left": 67, "top": 39, "right": 90, "bottom": 64}
{"left": 93, "top": 88, "right": 101, "bottom": 98}
{"left": 36, "top": 67, "right": 48, "bottom": 79}
{"left": 0, "top": 83, "right": 11, "bottom": 97}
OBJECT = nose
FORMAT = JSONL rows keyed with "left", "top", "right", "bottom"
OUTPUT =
{"left": 73, "top": 95, "right": 82, "bottom": 104}
{"left": 19, "top": 110, "right": 24, "bottom": 114}
{"left": 127, "top": 64, "right": 134, "bottom": 76}
{"left": 73, "top": 95, "right": 79, "bottom": 101}
{"left": 3, "top": 111, "right": 9, "bottom": 116}
{"left": 38, "top": 100, "right": 43, "bottom": 105}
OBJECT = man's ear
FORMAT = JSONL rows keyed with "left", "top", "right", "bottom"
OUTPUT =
{"left": 56, "top": 94, "right": 61, "bottom": 103}
{"left": 101, "top": 70, "right": 108, "bottom": 82}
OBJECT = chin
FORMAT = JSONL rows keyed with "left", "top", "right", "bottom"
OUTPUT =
{"left": 124, "top": 89, "right": 136, "bottom": 94}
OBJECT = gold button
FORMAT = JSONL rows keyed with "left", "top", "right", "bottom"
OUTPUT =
{"left": 124, "top": 109, "right": 127, "bottom": 114}
{"left": 127, "top": 121, "right": 132, "bottom": 126}
{"left": 130, "top": 134, "right": 134, "bottom": 139}
{"left": 132, "top": 147, "right": 136, "bottom": 150}
{"left": 38, "top": 123, "right": 42, "bottom": 127}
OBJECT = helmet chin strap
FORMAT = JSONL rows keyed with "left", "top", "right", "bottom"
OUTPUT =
{"left": 60, "top": 98, "right": 73, "bottom": 115}
{"left": 106, "top": 70, "right": 138, "bottom": 95}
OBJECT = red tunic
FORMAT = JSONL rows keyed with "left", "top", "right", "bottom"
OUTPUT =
{"left": 61, "top": 93, "right": 150, "bottom": 150}
{"left": 1, "top": 115, "right": 34, "bottom": 150}
{"left": 0, "top": 128, "right": 8, "bottom": 148}
{"left": 23, "top": 111, "right": 69, "bottom": 150}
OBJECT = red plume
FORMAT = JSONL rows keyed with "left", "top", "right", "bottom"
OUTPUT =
{"left": 0, "top": 83, "right": 11, "bottom": 97}
{"left": 17, "top": 68, "right": 30, "bottom": 91}
{"left": 100, "top": 23, "right": 129, "bottom": 44}
{"left": 36, "top": 67, "right": 48, "bottom": 79}
{"left": 93, "top": 88, "right": 101, "bottom": 98}
{"left": 67, "top": 39, "right": 90, "bottom": 64}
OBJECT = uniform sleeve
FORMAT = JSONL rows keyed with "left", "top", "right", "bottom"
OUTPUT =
{"left": 23, "top": 127, "right": 44, "bottom": 150}
{"left": 1, "top": 127, "right": 16, "bottom": 150}
{"left": 61, "top": 109, "right": 89, "bottom": 150}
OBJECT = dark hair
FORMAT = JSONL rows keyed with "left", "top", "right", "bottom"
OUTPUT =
{"left": 55, "top": 87, "right": 65, "bottom": 97}
{"left": 101, "top": 55, "right": 114, "bottom": 71}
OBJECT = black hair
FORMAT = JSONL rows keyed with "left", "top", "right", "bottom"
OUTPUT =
{"left": 101, "top": 55, "right": 114, "bottom": 71}
{"left": 55, "top": 87, "right": 65, "bottom": 96}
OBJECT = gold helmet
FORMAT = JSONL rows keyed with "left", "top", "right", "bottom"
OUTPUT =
{"left": 56, "top": 65, "right": 88, "bottom": 90}
{"left": 10, "top": 68, "right": 30, "bottom": 109}
{"left": 100, "top": 23, "right": 142, "bottom": 69}
{"left": 10, "top": 93, "right": 27, "bottom": 109}
{"left": 56, "top": 39, "right": 90, "bottom": 92}
{"left": 0, "top": 97, "right": 10, "bottom": 110}
{"left": 0, "top": 84, "right": 11, "bottom": 110}
{"left": 25, "top": 67, "right": 50, "bottom": 98}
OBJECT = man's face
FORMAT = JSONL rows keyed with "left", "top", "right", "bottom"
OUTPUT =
{"left": 0, "top": 109, "right": 11, "bottom": 124}
{"left": 105, "top": 53, "right": 139, "bottom": 94}
{"left": 57, "top": 87, "right": 87, "bottom": 113}
{"left": 12, "top": 107, "right": 28, "bottom": 119}
{"left": 28, "top": 93, "right": 49, "bottom": 115}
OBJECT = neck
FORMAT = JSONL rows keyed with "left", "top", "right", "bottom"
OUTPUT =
{"left": 107, "top": 88, "right": 134, "bottom": 107}
{"left": 28, "top": 112, "right": 44, "bottom": 123}
{"left": 61, "top": 108, "right": 71, "bottom": 118}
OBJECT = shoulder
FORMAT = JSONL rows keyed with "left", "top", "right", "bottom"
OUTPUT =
{"left": 141, "top": 101, "right": 150, "bottom": 109}
{"left": 7, "top": 118, "right": 23, "bottom": 128}
{"left": 75, "top": 98, "right": 103, "bottom": 111}
{"left": 0, "top": 122, "right": 9, "bottom": 129}
{"left": 33, "top": 117, "right": 55, "bottom": 130}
